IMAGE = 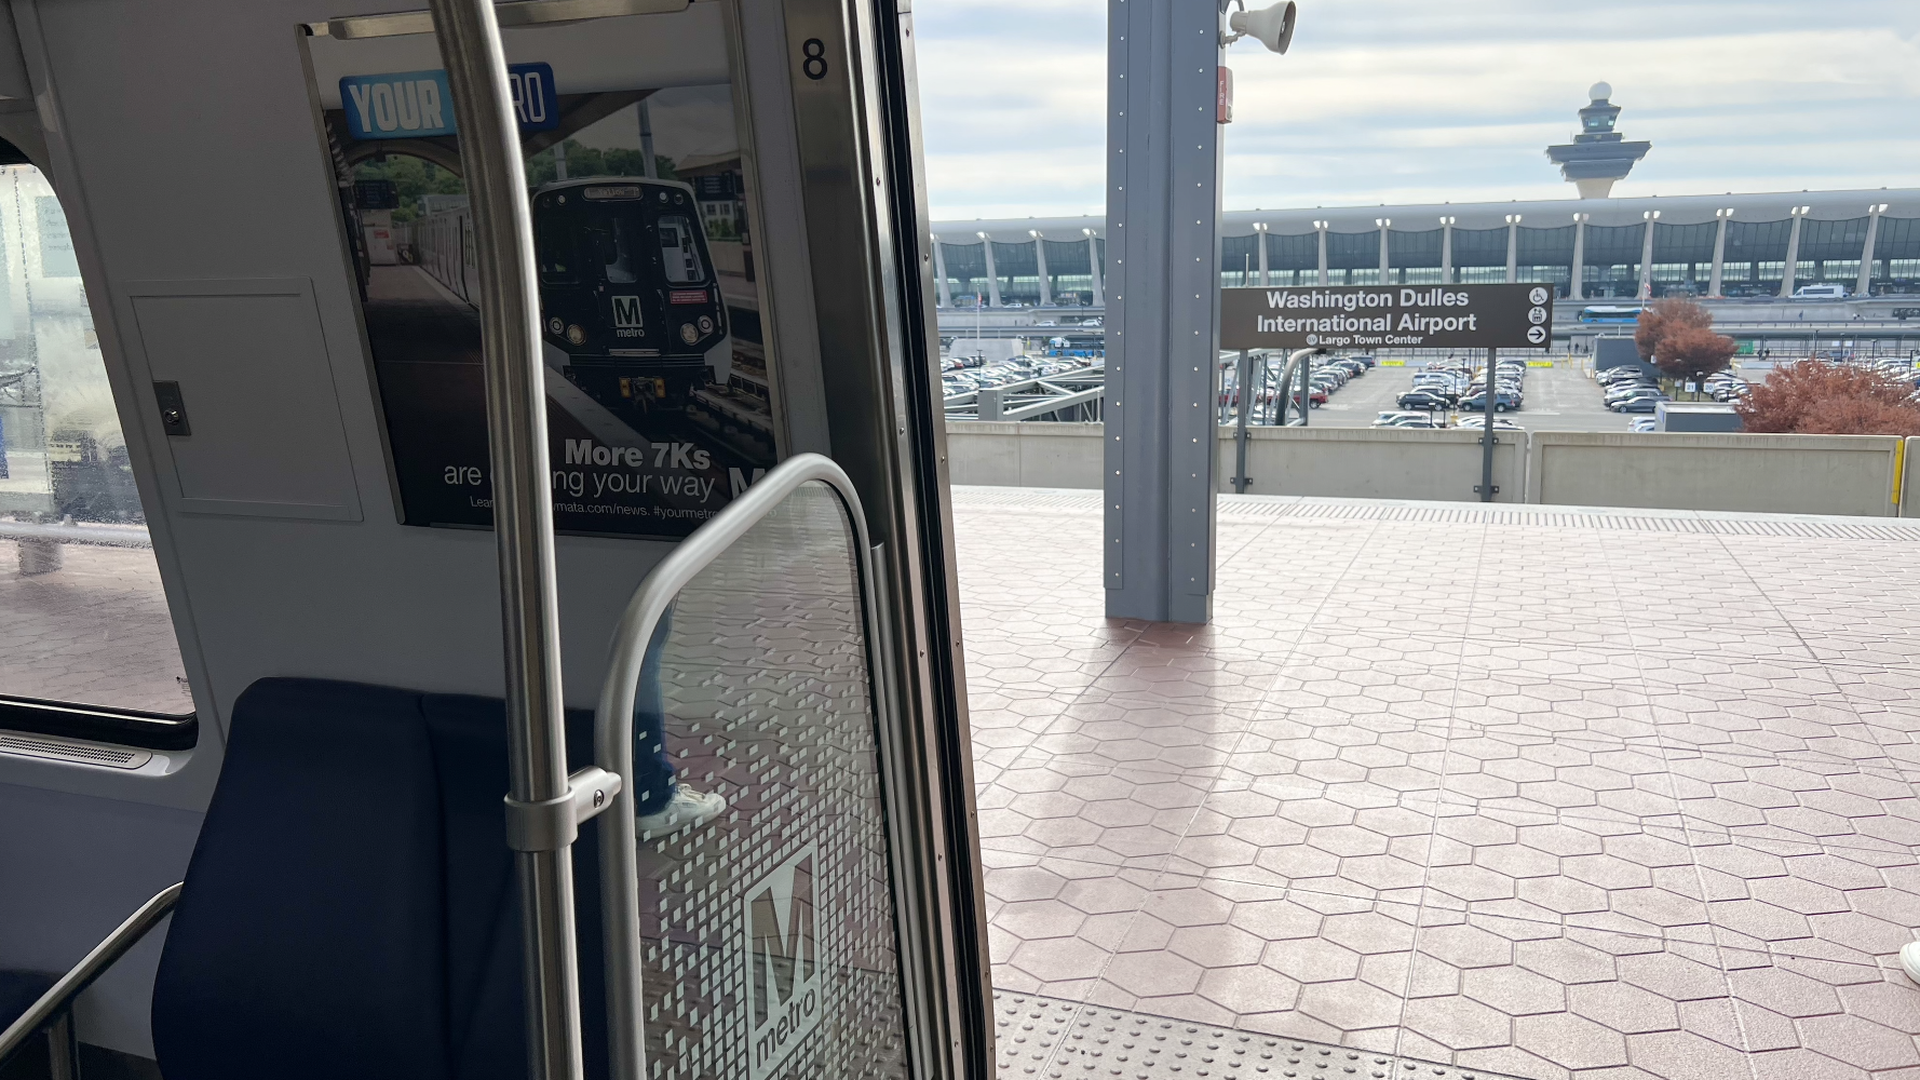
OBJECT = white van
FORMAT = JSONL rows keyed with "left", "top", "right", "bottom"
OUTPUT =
{"left": 1792, "top": 283, "right": 1849, "bottom": 299}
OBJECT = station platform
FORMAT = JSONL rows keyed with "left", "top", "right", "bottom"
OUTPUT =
{"left": 954, "top": 487, "right": 1920, "bottom": 1080}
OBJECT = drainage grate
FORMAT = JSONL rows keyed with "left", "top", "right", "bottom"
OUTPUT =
{"left": 0, "top": 733, "right": 152, "bottom": 770}
{"left": 994, "top": 993, "right": 1531, "bottom": 1080}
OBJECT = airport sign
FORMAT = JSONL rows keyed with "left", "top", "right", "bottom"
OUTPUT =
{"left": 1220, "top": 283, "right": 1554, "bottom": 351}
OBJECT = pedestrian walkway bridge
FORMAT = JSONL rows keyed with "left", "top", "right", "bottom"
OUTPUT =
{"left": 954, "top": 487, "right": 1920, "bottom": 1080}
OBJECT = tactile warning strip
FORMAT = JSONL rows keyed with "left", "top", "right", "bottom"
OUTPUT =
{"left": 994, "top": 994, "right": 1532, "bottom": 1080}
{"left": 951, "top": 485, "right": 1920, "bottom": 539}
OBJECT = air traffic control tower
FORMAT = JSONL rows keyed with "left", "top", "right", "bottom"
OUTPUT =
{"left": 1545, "top": 82, "right": 1652, "bottom": 199}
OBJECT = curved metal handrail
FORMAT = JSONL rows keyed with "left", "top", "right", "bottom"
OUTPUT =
{"left": 592, "top": 452, "right": 878, "bottom": 1080}
{"left": 0, "top": 882, "right": 182, "bottom": 1064}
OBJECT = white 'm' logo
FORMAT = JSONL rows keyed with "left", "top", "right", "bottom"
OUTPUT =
{"left": 611, "top": 295, "right": 643, "bottom": 328}
{"left": 743, "top": 845, "right": 824, "bottom": 1080}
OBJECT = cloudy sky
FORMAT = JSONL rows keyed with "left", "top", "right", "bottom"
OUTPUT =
{"left": 913, "top": 0, "right": 1920, "bottom": 221}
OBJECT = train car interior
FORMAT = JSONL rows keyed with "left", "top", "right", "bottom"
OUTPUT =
{"left": 0, "top": 0, "right": 988, "bottom": 1077}
{"left": 21, "top": 1, "right": 1915, "bottom": 1079}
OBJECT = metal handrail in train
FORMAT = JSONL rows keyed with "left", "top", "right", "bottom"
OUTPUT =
{"left": 592, "top": 452, "right": 883, "bottom": 1080}
{"left": 0, "top": 883, "right": 183, "bottom": 1073}
{"left": 423, "top": 4, "right": 611, "bottom": 1080}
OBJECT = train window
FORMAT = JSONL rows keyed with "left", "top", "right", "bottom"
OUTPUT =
{"left": 603, "top": 218, "right": 639, "bottom": 284}
{"left": 0, "top": 164, "right": 193, "bottom": 730}
{"left": 537, "top": 216, "right": 576, "bottom": 283}
{"left": 655, "top": 215, "right": 704, "bottom": 285}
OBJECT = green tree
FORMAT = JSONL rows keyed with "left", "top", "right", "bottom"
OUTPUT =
{"left": 524, "top": 140, "right": 677, "bottom": 188}
{"left": 351, "top": 155, "right": 463, "bottom": 222}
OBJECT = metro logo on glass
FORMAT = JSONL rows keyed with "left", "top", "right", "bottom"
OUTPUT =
{"left": 744, "top": 845, "right": 824, "bottom": 1080}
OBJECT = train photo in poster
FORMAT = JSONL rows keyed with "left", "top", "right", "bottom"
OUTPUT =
{"left": 404, "top": 178, "right": 729, "bottom": 419}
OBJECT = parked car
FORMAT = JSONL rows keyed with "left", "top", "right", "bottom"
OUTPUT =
{"left": 1613, "top": 395, "right": 1669, "bottom": 413}
{"left": 1627, "top": 417, "right": 1658, "bottom": 432}
{"left": 1371, "top": 411, "right": 1435, "bottom": 428}
{"left": 1597, "top": 367, "right": 1650, "bottom": 385}
{"left": 1455, "top": 415, "right": 1522, "bottom": 431}
{"left": 1396, "top": 390, "right": 1452, "bottom": 410}
{"left": 1459, "top": 391, "right": 1521, "bottom": 412}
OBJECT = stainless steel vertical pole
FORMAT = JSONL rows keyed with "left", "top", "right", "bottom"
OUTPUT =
{"left": 1480, "top": 346, "right": 1497, "bottom": 503}
{"left": 1298, "top": 352, "right": 1310, "bottom": 428}
{"left": 426, "top": 3, "right": 585, "bottom": 1079}
{"left": 1233, "top": 349, "right": 1252, "bottom": 494}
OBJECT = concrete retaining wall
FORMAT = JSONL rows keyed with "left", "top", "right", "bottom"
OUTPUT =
{"left": 1525, "top": 432, "right": 1904, "bottom": 517}
{"left": 945, "top": 422, "right": 1920, "bottom": 518}
{"left": 1220, "top": 426, "right": 1525, "bottom": 503}
{"left": 944, "top": 422, "right": 1104, "bottom": 489}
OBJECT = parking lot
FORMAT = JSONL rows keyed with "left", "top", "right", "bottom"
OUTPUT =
{"left": 1310, "top": 357, "right": 1627, "bottom": 432}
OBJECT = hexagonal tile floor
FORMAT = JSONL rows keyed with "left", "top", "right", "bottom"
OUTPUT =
{"left": 955, "top": 488, "right": 1920, "bottom": 1080}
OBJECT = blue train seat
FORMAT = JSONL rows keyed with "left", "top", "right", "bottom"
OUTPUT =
{"left": 149, "top": 678, "right": 606, "bottom": 1080}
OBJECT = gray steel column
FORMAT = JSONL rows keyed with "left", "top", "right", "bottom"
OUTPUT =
{"left": 932, "top": 238, "right": 951, "bottom": 308}
{"left": 1256, "top": 225, "right": 1269, "bottom": 285}
{"left": 1569, "top": 214, "right": 1587, "bottom": 300}
{"left": 1376, "top": 218, "right": 1390, "bottom": 284}
{"left": 1709, "top": 211, "right": 1730, "bottom": 298}
{"left": 1638, "top": 211, "right": 1658, "bottom": 299}
{"left": 1104, "top": 0, "right": 1221, "bottom": 624}
{"left": 980, "top": 233, "right": 1002, "bottom": 306}
{"left": 1087, "top": 231, "right": 1106, "bottom": 306}
{"left": 1859, "top": 203, "right": 1887, "bottom": 297}
{"left": 1439, "top": 216, "right": 1454, "bottom": 285}
{"left": 427, "top": 1, "right": 583, "bottom": 1078}
{"left": 1033, "top": 234, "right": 1052, "bottom": 306}
{"left": 1780, "top": 207, "right": 1807, "bottom": 298}
{"left": 1505, "top": 215, "right": 1520, "bottom": 284}
{"left": 1315, "top": 221, "right": 1329, "bottom": 285}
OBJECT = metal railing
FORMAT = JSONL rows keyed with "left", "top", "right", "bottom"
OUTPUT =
{"left": 944, "top": 369, "right": 1106, "bottom": 420}
{"left": 0, "top": 883, "right": 182, "bottom": 1076}
{"left": 591, "top": 452, "right": 883, "bottom": 1080}
{"left": 1228, "top": 348, "right": 1319, "bottom": 493}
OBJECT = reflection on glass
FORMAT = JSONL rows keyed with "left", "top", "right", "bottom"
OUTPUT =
{"left": 0, "top": 165, "right": 190, "bottom": 715}
{"left": 631, "top": 479, "right": 906, "bottom": 1080}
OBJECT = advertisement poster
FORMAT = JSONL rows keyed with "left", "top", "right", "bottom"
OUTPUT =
{"left": 303, "top": 8, "right": 778, "bottom": 539}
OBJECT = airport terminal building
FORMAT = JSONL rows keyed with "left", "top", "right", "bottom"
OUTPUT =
{"left": 930, "top": 187, "right": 1920, "bottom": 309}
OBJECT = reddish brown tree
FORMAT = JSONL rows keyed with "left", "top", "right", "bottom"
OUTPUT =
{"left": 1634, "top": 298, "right": 1713, "bottom": 361}
{"left": 1737, "top": 361, "right": 1920, "bottom": 436}
{"left": 1653, "top": 323, "right": 1739, "bottom": 384}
